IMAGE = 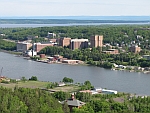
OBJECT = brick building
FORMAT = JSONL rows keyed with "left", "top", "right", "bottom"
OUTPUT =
{"left": 70, "top": 39, "right": 88, "bottom": 50}
{"left": 90, "top": 35, "right": 103, "bottom": 48}
{"left": 34, "top": 43, "right": 54, "bottom": 52}
{"left": 59, "top": 37, "right": 71, "bottom": 47}
{"left": 129, "top": 45, "right": 141, "bottom": 53}
{"left": 17, "top": 42, "right": 32, "bottom": 52}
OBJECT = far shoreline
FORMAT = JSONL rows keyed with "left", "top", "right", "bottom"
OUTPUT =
{"left": 1, "top": 50, "right": 150, "bottom": 75}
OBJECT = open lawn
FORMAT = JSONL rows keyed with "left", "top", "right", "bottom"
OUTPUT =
{"left": 49, "top": 85, "right": 80, "bottom": 93}
{"left": 0, "top": 81, "right": 50, "bottom": 89}
{"left": 0, "top": 81, "right": 80, "bottom": 93}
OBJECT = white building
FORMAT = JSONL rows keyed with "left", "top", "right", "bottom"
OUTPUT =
{"left": 26, "top": 50, "right": 37, "bottom": 56}
{"left": 102, "top": 89, "right": 118, "bottom": 94}
{"left": 47, "top": 32, "right": 56, "bottom": 38}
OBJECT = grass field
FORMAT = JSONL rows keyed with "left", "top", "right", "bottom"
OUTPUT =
{"left": 49, "top": 85, "right": 80, "bottom": 93}
{"left": 0, "top": 81, "right": 80, "bottom": 93}
{"left": 0, "top": 81, "right": 50, "bottom": 89}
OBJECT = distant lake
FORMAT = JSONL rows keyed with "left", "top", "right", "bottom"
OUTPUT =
{"left": 0, "top": 23, "right": 150, "bottom": 28}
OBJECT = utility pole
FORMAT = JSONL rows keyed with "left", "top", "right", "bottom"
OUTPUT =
{"left": 0, "top": 67, "right": 3, "bottom": 77}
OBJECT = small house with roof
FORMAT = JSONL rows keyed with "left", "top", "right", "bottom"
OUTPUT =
{"left": 60, "top": 94, "right": 85, "bottom": 111}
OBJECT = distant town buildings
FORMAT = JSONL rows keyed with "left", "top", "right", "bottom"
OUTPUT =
{"left": 90, "top": 35, "right": 103, "bottom": 48}
{"left": 70, "top": 39, "right": 88, "bottom": 50}
{"left": 16, "top": 32, "right": 143, "bottom": 57}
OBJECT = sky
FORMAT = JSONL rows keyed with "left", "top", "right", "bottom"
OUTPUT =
{"left": 0, "top": 0, "right": 150, "bottom": 16}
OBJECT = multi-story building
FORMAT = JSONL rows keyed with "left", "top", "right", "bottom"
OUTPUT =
{"left": 129, "top": 45, "right": 141, "bottom": 53}
{"left": 34, "top": 43, "right": 54, "bottom": 52}
{"left": 70, "top": 39, "right": 88, "bottom": 50}
{"left": 90, "top": 35, "right": 103, "bottom": 48}
{"left": 59, "top": 37, "right": 71, "bottom": 47}
{"left": 17, "top": 42, "right": 32, "bottom": 52}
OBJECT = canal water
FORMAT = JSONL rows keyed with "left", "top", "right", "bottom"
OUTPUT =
{"left": 0, "top": 52, "right": 150, "bottom": 95}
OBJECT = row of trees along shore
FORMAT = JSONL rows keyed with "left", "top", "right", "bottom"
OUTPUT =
{"left": 39, "top": 46, "right": 150, "bottom": 68}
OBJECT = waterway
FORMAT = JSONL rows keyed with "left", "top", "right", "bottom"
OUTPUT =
{"left": 0, "top": 52, "right": 150, "bottom": 95}
{"left": 0, "top": 23, "right": 149, "bottom": 28}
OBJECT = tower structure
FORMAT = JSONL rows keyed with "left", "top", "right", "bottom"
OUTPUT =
{"left": 90, "top": 35, "right": 103, "bottom": 48}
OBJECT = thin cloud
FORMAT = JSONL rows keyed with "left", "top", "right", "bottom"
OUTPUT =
{"left": 0, "top": 0, "right": 150, "bottom": 16}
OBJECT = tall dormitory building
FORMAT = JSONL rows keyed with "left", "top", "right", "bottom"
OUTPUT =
{"left": 90, "top": 35, "right": 103, "bottom": 48}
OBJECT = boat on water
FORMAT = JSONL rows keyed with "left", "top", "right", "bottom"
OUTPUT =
{"left": 14, "top": 55, "right": 21, "bottom": 57}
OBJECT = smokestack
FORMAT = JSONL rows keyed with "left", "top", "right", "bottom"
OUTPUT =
{"left": 32, "top": 43, "right": 34, "bottom": 56}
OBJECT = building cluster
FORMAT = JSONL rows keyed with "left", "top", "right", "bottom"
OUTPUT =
{"left": 17, "top": 32, "right": 142, "bottom": 57}
{"left": 38, "top": 54, "right": 84, "bottom": 65}
{"left": 58, "top": 35, "right": 103, "bottom": 50}
{"left": 17, "top": 35, "right": 105, "bottom": 56}
{"left": 112, "top": 63, "right": 150, "bottom": 74}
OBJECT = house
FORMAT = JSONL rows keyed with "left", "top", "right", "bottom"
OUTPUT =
{"left": 60, "top": 94, "right": 85, "bottom": 111}
{"left": 58, "top": 82, "right": 66, "bottom": 87}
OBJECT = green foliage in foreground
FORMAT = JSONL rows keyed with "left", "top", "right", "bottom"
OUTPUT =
{"left": 0, "top": 87, "right": 64, "bottom": 113}
{"left": 1, "top": 82, "right": 150, "bottom": 113}
{"left": 73, "top": 92, "right": 150, "bottom": 113}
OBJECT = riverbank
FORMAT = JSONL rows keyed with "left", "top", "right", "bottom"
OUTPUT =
{"left": 111, "top": 65, "right": 150, "bottom": 74}
{"left": 0, "top": 49, "right": 22, "bottom": 55}
{"left": 1, "top": 50, "right": 149, "bottom": 74}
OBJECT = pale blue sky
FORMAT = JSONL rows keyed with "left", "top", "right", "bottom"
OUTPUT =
{"left": 1, "top": 0, "right": 150, "bottom": 16}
